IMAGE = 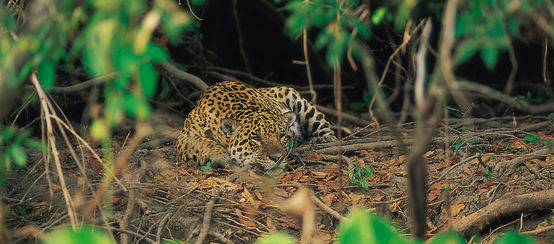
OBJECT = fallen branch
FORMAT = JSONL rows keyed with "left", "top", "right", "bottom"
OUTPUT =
{"left": 451, "top": 189, "right": 554, "bottom": 236}
{"left": 316, "top": 105, "right": 372, "bottom": 127}
{"left": 493, "top": 147, "right": 553, "bottom": 173}
{"left": 295, "top": 139, "right": 411, "bottom": 154}
{"left": 25, "top": 73, "right": 116, "bottom": 93}
{"left": 160, "top": 61, "right": 209, "bottom": 90}
{"left": 458, "top": 80, "right": 554, "bottom": 114}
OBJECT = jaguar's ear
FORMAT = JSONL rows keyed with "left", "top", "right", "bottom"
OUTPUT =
{"left": 221, "top": 118, "right": 241, "bottom": 137}
{"left": 281, "top": 111, "right": 296, "bottom": 128}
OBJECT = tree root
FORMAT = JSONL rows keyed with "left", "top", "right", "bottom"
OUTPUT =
{"left": 451, "top": 189, "right": 554, "bottom": 236}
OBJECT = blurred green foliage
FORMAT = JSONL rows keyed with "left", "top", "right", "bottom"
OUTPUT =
{"left": 454, "top": 0, "right": 543, "bottom": 70}
{"left": 0, "top": 0, "right": 200, "bottom": 182}
{"left": 257, "top": 208, "right": 536, "bottom": 244}
{"left": 42, "top": 226, "right": 112, "bottom": 244}
{"left": 0, "top": 125, "right": 42, "bottom": 186}
{"left": 282, "top": 0, "right": 371, "bottom": 66}
{"left": 254, "top": 232, "right": 295, "bottom": 244}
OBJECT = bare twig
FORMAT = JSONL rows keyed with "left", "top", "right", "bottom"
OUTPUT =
{"left": 439, "top": 0, "right": 471, "bottom": 113}
{"left": 49, "top": 116, "right": 126, "bottom": 190}
{"left": 458, "top": 80, "right": 554, "bottom": 114}
{"left": 522, "top": 224, "right": 554, "bottom": 235}
{"left": 195, "top": 197, "right": 216, "bottom": 244}
{"left": 316, "top": 105, "right": 372, "bottom": 126}
{"left": 493, "top": 147, "right": 553, "bottom": 173}
{"left": 303, "top": 27, "right": 316, "bottom": 104}
{"left": 543, "top": 37, "right": 550, "bottom": 84}
{"left": 310, "top": 193, "right": 344, "bottom": 221}
{"left": 232, "top": 0, "right": 251, "bottom": 74}
{"left": 370, "top": 19, "right": 426, "bottom": 111}
{"left": 502, "top": 30, "right": 518, "bottom": 95}
{"left": 186, "top": 0, "right": 203, "bottom": 21}
{"left": 156, "top": 211, "right": 173, "bottom": 243}
{"left": 31, "top": 74, "right": 78, "bottom": 229}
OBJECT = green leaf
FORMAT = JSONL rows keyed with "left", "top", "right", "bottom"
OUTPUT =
{"left": 15, "top": 61, "right": 34, "bottom": 88}
{"left": 454, "top": 141, "right": 462, "bottom": 151}
{"left": 9, "top": 145, "right": 27, "bottom": 167}
{"left": 362, "top": 90, "right": 371, "bottom": 103}
{"left": 43, "top": 226, "right": 113, "bottom": 244}
{"left": 105, "top": 93, "right": 124, "bottom": 126}
{"left": 371, "top": 7, "right": 387, "bottom": 25}
{"left": 428, "top": 230, "right": 465, "bottom": 244}
{"left": 138, "top": 63, "right": 157, "bottom": 98}
{"left": 1, "top": 129, "right": 16, "bottom": 141}
{"left": 494, "top": 231, "right": 536, "bottom": 244}
{"left": 202, "top": 162, "right": 212, "bottom": 172}
{"left": 124, "top": 94, "right": 151, "bottom": 120}
{"left": 350, "top": 102, "right": 367, "bottom": 109}
{"left": 90, "top": 119, "right": 110, "bottom": 140}
{"left": 38, "top": 58, "right": 55, "bottom": 91}
{"left": 481, "top": 46, "right": 499, "bottom": 70}
{"left": 360, "top": 180, "right": 369, "bottom": 189}
{"left": 395, "top": 0, "right": 417, "bottom": 31}
{"left": 337, "top": 209, "right": 409, "bottom": 244}
{"left": 255, "top": 232, "right": 295, "bottom": 244}
{"left": 145, "top": 43, "right": 169, "bottom": 62}
{"left": 455, "top": 40, "right": 479, "bottom": 65}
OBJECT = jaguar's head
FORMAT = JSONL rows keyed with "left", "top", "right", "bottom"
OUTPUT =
{"left": 222, "top": 111, "right": 296, "bottom": 169}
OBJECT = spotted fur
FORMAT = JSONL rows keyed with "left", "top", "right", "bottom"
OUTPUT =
{"left": 176, "top": 81, "right": 336, "bottom": 169}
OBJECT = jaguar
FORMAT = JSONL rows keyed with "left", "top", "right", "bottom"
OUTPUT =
{"left": 176, "top": 81, "right": 336, "bottom": 169}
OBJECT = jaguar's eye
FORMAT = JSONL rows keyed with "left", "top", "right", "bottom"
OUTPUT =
{"left": 251, "top": 134, "right": 262, "bottom": 145}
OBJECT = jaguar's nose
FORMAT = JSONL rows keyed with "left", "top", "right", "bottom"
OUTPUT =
{"left": 268, "top": 153, "right": 283, "bottom": 162}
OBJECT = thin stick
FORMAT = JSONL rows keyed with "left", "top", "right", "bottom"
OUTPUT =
{"left": 232, "top": 0, "right": 251, "bottom": 74}
{"left": 195, "top": 197, "right": 216, "bottom": 244}
{"left": 50, "top": 115, "right": 127, "bottom": 191}
{"left": 310, "top": 193, "right": 344, "bottom": 221}
{"left": 31, "top": 74, "right": 78, "bottom": 229}
{"left": 186, "top": 0, "right": 203, "bottom": 21}
{"left": 543, "top": 37, "right": 550, "bottom": 84}
{"left": 439, "top": 0, "right": 471, "bottom": 112}
{"left": 303, "top": 27, "right": 317, "bottom": 104}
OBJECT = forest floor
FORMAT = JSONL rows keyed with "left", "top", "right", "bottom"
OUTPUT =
{"left": 4, "top": 109, "right": 554, "bottom": 244}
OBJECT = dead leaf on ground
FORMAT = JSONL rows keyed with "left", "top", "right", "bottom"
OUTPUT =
{"left": 266, "top": 217, "right": 276, "bottom": 231}
{"left": 242, "top": 187, "right": 260, "bottom": 207}
{"left": 239, "top": 218, "right": 257, "bottom": 229}
{"left": 450, "top": 203, "right": 465, "bottom": 216}
{"left": 356, "top": 149, "right": 369, "bottom": 157}
{"left": 198, "top": 177, "right": 219, "bottom": 190}
{"left": 253, "top": 189, "right": 263, "bottom": 201}
{"left": 372, "top": 194, "right": 384, "bottom": 202}
{"left": 279, "top": 215, "right": 301, "bottom": 230}
{"left": 463, "top": 166, "right": 472, "bottom": 176}
{"left": 531, "top": 158, "right": 553, "bottom": 167}
{"left": 306, "top": 152, "right": 323, "bottom": 161}
{"left": 211, "top": 177, "right": 240, "bottom": 189}
{"left": 473, "top": 188, "right": 489, "bottom": 196}
{"left": 273, "top": 187, "right": 289, "bottom": 197}
{"left": 389, "top": 200, "right": 400, "bottom": 213}
{"left": 320, "top": 233, "right": 333, "bottom": 242}
{"left": 311, "top": 170, "right": 328, "bottom": 179}
{"left": 428, "top": 181, "right": 446, "bottom": 202}
{"left": 321, "top": 193, "right": 335, "bottom": 206}
{"left": 429, "top": 158, "right": 452, "bottom": 171}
